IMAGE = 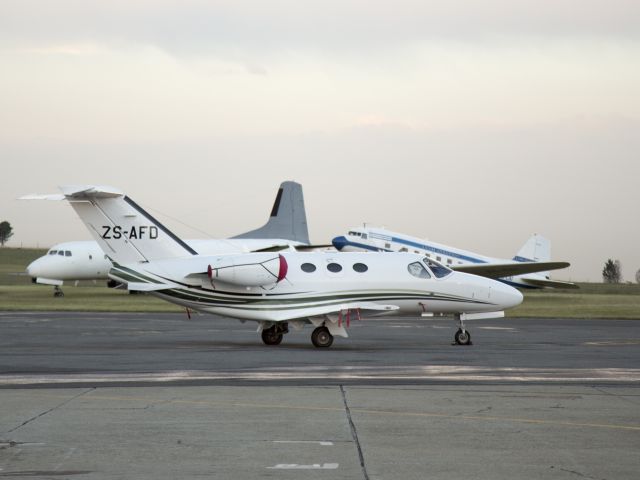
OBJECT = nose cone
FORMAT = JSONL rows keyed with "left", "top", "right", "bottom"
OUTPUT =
{"left": 26, "top": 257, "right": 43, "bottom": 278}
{"left": 493, "top": 282, "right": 524, "bottom": 310}
{"left": 332, "top": 236, "right": 348, "bottom": 251}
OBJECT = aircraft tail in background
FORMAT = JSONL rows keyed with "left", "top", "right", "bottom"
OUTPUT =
{"left": 513, "top": 234, "right": 550, "bottom": 263}
{"left": 233, "top": 181, "right": 310, "bottom": 244}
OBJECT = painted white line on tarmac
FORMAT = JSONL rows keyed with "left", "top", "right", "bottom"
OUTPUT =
{"left": 273, "top": 440, "right": 334, "bottom": 446}
{"left": 1, "top": 366, "right": 640, "bottom": 385}
{"left": 267, "top": 463, "right": 339, "bottom": 470}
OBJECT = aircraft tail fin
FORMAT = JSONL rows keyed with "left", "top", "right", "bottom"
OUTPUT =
{"left": 232, "top": 181, "right": 310, "bottom": 244}
{"left": 513, "top": 234, "right": 550, "bottom": 263}
{"left": 57, "top": 185, "right": 197, "bottom": 264}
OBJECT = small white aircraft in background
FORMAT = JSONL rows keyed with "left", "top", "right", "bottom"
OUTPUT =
{"left": 332, "top": 226, "right": 577, "bottom": 289}
{"left": 25, "top": 181, "right": 311, "bottom": 297}
{"left": 23, "top": 185, "right": 523, "bottom": 346}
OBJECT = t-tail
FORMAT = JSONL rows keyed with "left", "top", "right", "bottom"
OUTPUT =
{"left": 232, "top": 181, "right": 309, "bottom": 244}
{"left": 58, "top": 185, "right": 198, "bottom": 265}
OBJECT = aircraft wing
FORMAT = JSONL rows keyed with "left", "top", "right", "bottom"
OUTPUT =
{"left": 517, "top": 277, "right": 579, "bottom": 289}
{"left": 268, "top": 301, "right": 399, "bottom": 322}
{"left": 452, "top": 261, "right": 570, "bottom": 279}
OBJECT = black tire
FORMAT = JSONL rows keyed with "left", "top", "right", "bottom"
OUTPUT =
{"left": 454, "top": 328, "right": 471, "bottom": 346}
{"left": 54, "top": 291, "right": 64, "bottom": 298}
{"left": 261, "top": 327, "right": 283, "bottom": 346}
{"left": 311, "top": 326, "right": 333, "bottom": 348}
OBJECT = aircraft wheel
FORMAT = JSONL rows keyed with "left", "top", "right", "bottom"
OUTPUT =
{"left": 261, "top": 326, "right": 283, "bottom": 346}
{"left": 454, "top": 328, "right": 471, "bottom": 346}
{"left": 311, "top": 326, "right": 333, "bottom": 348}
{"left": 54, "top": 289, "right": 64, "bottom": 298}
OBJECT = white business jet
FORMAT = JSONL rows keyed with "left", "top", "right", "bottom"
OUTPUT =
{"left": 25, "top": 182, "right": 310, "bottom": 297}
{"left": 332, "top": 226, "right": 577, "bottom": 289}
{"left": 22, "top": 185, "right": 523, "bottom": 347}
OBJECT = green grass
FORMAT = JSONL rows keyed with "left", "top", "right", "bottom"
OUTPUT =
{"left": 0, "top": 247, "right": 47, "bottom": 285}
{"left": 511, "top": 285, "right": 640, "bottom": 319}
{"left": 1, "top": 247, "right": 639, "bottom": 318}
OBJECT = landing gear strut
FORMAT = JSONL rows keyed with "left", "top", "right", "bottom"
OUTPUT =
{"left": 53, "top": 286, "right": 64, "bottom": 298}
{"left": 261, "top": 322, "right": 288, "bottom": 346}
{"left": 311, "top": 326, "right": 333, "bottom": 348}
{"left": 453, "top": 315, "right": 472, "bottom": 345}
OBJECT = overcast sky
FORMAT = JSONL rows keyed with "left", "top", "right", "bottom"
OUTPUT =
{"left": 1, "top": 1, "right": 639, "bottom": 282}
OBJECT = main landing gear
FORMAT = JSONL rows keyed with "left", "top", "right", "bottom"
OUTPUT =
{"left": 53, "top": 286, "right": 64, "bottom": 298}
{"left": 453, "top": 314, "right": 472, "bottom": 346}
{"left": 311, "top": 326, "right": 333, "bottom": 348}
{"left": 261, "top": 322, "right": 289, "bottom": 346}
{"left": 260, "top": 323, "right": 336, "bottom": 348}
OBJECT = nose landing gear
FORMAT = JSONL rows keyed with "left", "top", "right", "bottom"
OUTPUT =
{"left": 453, "top": 314, "right": 472, "bottom": 345}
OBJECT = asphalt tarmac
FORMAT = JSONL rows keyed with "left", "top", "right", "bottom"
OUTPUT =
{"left": 1, "top": 312, "right": 639, "bottom": 478}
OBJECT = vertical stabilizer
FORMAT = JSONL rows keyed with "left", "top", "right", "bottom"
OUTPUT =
{"left": 232, "top": 181, "right": 310, "bottom": 244}
{"left": 513, "top": 234, "right": 550, "bottom": 263}
{"left": 60, "top": 185, "right": 197, "bottom": 264}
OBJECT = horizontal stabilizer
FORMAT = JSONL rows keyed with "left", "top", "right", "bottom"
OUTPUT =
{"left": 19, "top": 194, "right": 65, "bottom": 201}
{"left": 452, "top": 261, "right": 570, "bottom": 279}
{"left": 519, "top": 278, "right": 579, "bottom": 289}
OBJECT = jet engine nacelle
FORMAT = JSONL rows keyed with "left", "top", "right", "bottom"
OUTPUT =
{"left": 207, "top": 254, "right": 288, "bottom": 287}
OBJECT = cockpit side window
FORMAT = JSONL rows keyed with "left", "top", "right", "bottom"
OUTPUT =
{"left": 407, "top": 261, "right": 431, "bottom": 279}
{"left": 65, "top": 251, "right": 72, "bottom": 257}
{"left": 58, "top": 251, "right": 64, "bottom": 256}
{"left": 424, "top": 258, "right": 452, "bottom": 278}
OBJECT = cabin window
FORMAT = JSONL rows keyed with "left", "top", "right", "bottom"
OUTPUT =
{"left": 407, "top": 261, "right": 431, "bottom": 279}
{"left": 49, "top": 250, "right": 57, "bottom": 255}
{"left": 447, "top": 258, "right": 452, "bottom": 265}
{"left": 385, "top": 243, "right": 391, "bottom": 249}
{"left": 353, "top": 263, "right": 368, "bottom": 273}
{"left": 58, "top": 251, "right": 64, "bottom": 256}
{"left": 399, "top": 247, "right": 408, "bottom": 252}
{"left": 424, "top": 258, "right": 452, "bottom": 279}
{"left": 327, "top": 263, "right": 342, "bottom": 273}
{"left": 301, "top": 263, "right": 316, "bottom": 273}
{"left": 65, "top": 251, "right": 72, "bottom": 257}
{"left": 436, "top": 256, "right": 441, "bottom": 262}
{"left": 89, "top": 255, "right": 93, "bottom": 260}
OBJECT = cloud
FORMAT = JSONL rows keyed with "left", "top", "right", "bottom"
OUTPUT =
{"left": 1, "top": 1, "right": 639, "bottom": 61}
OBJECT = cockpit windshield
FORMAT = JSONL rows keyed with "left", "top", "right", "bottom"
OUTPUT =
{"left": 407, "top": 261, "right": 431, "bottom": 279}
{"left": 348, "top": 231, "right": 362, "bottom": 237}
{"left": 424, "top": 258, "right": 452, "bottom": 278}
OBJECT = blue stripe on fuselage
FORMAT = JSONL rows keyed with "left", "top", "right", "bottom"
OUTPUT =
{"left": 366, "top": 234, "right": 487, "bottom": 264}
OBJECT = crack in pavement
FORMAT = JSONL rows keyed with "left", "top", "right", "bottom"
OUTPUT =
{"left": 4, "top": 388, "right": 95, "bottom": 435}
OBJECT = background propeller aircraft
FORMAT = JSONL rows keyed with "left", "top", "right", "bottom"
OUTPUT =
{"left": 333, "top": 226, "right": 576, "bottom": 289}
{"left": 22, "top": 185, "right": 523, "bottom": 347}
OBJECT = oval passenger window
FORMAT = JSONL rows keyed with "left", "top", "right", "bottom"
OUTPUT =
{"left": 353, "top": 263, "right": 368, "bottom": 273}
{"left": 327, "top": 263, "right": 342, "bottom": 273}
{"left": 301, "top": 263, "right": 317, "bottom": 273}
